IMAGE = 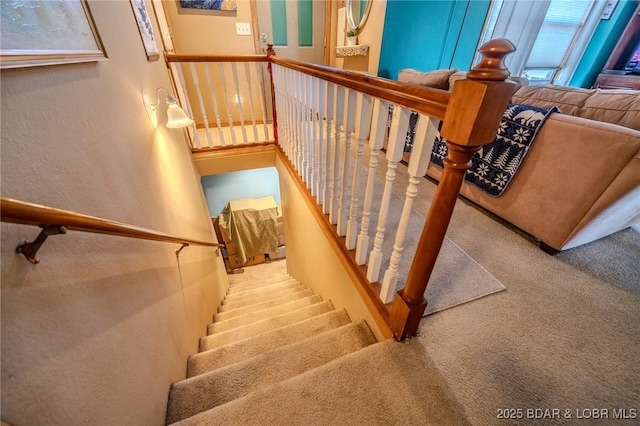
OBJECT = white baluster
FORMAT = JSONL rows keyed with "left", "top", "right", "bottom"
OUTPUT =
{"left": 256, "top": 62, "right": 270, "bottom": 141}
{"left": 355, "top": 99, "right": 390, "bottom": 265}
{"left": 303, "top": 73, "right": 312, "bottom": 186}
{"left": 217, "top": 63, "right": 237, "bottom": 145}
{"left": 380, "top": 114, "right": 439, "bottom": 303}
{"left": 310, "top": 76, "right": 320, "bottom": 199}
{"left": 173, "top": 62, "right": 201, "bottom": 149}
{"left": 337, "top": 89, "right": 357, "bottom": 236}
{"left": 244, "top": 62, "right": 260, "bottom": 143}
{"left": 204, "top": 63, "right": 225, "bottom": 147}
{"left": 321, "top": 81, "right": 334, "bottom": 215}
{"left": 329, "top": 85, "right": 346, "bottom": 225}
{"left": 316, "top": 78, "right": 326, "bottom": 205}
{"left": 346, "top": 93, "right": 373, "bottom": 250}
{"left": 231, "top": 63, "right": 249, "bottom": 144}
{"left": 189, "top": 63, "right": 214, "bottom": 148}
{"left": 366, "top": 104, "right": 411, "bottom": 283}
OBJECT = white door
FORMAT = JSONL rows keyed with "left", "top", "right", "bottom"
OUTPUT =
{"left": 254, "top": 0, "right": 327, "bottom": 64}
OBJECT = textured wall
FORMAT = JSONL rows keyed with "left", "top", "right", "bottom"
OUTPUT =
{"left": 0, "top": 1, "right": 227, "bottom": 424}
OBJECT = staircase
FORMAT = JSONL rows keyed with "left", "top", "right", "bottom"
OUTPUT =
{"left": 165, "top": 270, "right": 468, "bottom": 425}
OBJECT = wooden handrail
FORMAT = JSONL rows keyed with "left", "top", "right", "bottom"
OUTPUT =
{"left": 166, "top": 54, "right": 268, "bottom": 63}
{"left": 1, "top": 197, "right": 223, "bottom": 263}
{"left": 165, "top": 51, "right": 450, "bottom": 120}
{"left": 268, "top": 55, "right": 450, "bottom": 120}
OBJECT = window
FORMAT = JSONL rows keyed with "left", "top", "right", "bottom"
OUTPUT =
{"left": 478, "top": 0, "right": 607, "bottom": 85}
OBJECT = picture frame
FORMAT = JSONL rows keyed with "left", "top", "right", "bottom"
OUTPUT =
{"left": 130, "top": 0, "right": 160, "bottom": 61}
{"left": 0, "top": 0, "right": 107, "bottom": 69}
{"left": 179, "top": 0, "right": 237, "bottom": 12}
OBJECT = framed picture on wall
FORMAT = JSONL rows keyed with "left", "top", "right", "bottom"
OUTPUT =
{"left": 130, "top": 0, "right": 160, "bottom": 61}
{"left": 179, "top": 0, "right": 237, "bottom": 12}
{"left": 0, "top": 0, "right": 107, "bottom": 69}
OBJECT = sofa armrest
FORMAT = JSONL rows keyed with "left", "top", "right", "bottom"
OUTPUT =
{"left": 427, "top": 114, "right": 640, "bottom": 250}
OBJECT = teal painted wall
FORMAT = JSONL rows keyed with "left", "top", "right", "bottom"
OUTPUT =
{"left": 378, "top": 0, "right": 490, "bottom": 80}
{"left": 570, "top": 0, "right": 639, "bottom": 88}
{"left": 201, "top": 167, "right": 281, "bottom": 217}
{"left": 378, "top": 0, "right": 638, "bottom": 88}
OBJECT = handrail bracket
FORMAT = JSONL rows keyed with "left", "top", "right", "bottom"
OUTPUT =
{"left": 175, "top": 242, "right": 189, "bottom": 257}
{"left": 16, "top": 225, "right": 67, "bottom": 264}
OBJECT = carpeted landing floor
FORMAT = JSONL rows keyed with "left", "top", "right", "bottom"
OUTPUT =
{"left": 165, "top": 263, "right": 468, "bottom": 425}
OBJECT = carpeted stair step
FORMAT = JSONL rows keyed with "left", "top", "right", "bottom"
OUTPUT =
{"left": 170, "top": 339, "right": 468, "bottom": 426}
{"left": 199, "top": 300, "right": 334, "bottom": 351}
{"left": 218, "top": 285, "right": 308, "bottom": 311}
{"left": 213, "top": 289, "right": 315, "bottom": 322}
{"left": 207, "top": 294, "right": 323, "bottom": 334}
{"left": 226, "top": 276, "right": 297, "bottom": 296}
{"left": 223, "top": 279, "right": 301, "bottom": 300}
{"left": 187, "top": 309, "right": 352, "bottom": 377}
{"left": 166, "top": 321, "right": 376, "bottom": 424}
{"left": 227, "top": 273, "right": 292, "bottom": 292}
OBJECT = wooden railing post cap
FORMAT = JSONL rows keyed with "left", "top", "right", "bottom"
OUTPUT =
{"left": 467, "top": 38, "right": 516, "bottom": 82}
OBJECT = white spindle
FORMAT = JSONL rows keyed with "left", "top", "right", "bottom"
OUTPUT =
{"left": 337, "top": 89, "right": 357, "bottom": 236}
{"left": 379, "top": 114, "right": 439, "bottom": 303}
{"left": 244, "top": 62, "right": 260, "bottom": 142}
{"left": 366, "top": 104, "right": 411, "bottom": 283}
{"left": 345, "top": 93, "right": 373, "bottom": 250}
{"left": 203, "top": 64, "right": 226, "bottom": 147}
{"left": 256, "top": 62, "right": 270, "bottom": 141}
{"left": 316, "top": 78, "right": 326, "bottom": 205}
{"left": 329, "top": 85, "right": 346, "bottom": 225}
{"left": 174, "top": 62, "right": 201, "bottom": 149}
{"left": 355, "top": 99, "right": 390, "bottom": 265}
{"left": 309, "top": 75, "right": 319, "bottom": 196}
{"left": 303, "top": 73, "right": 312, "bottom": 186}
{"left": 189, "top": 63, "right": 214, "bottom": 148}
{"left": 217, "top": 63, "right": 237, "bottom": 145}
{"left": 231, "top": 63, "right": 249, "bottom": 144}
{"left": 321, "top": 81, "right": 334, "bottom": 215}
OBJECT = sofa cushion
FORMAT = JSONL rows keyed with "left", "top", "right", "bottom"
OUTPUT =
{"left": 398, "top": 68, "right": 458, "bottom": 90}
{"left": 449, "top": 72, "right": 529, "bottom": 90}
{"left": 512, "top": 85, "right": 595, "bottom": 116}
{"left": 577, "top": 89, "right": 640, "bottom": 131}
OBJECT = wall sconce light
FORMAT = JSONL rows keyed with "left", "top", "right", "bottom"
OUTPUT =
{"left": 142, "top": 87, "right": 194, "bottom": 129}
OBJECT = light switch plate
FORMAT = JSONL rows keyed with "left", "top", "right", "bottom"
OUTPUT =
{"left": 236, "top": 23, "right": 251, "bottom": 36}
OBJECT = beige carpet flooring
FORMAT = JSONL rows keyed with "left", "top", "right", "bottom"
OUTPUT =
{"left": 166, "top": 265, "right": 469, "bottom": 425}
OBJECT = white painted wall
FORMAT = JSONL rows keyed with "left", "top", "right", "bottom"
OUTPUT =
{"left": 0, "top": 1, "right": 228, "bottom": 424}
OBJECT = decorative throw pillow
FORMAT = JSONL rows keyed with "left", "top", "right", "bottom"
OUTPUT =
{"left": 398, "top": 68, "right": 459, "bottom": 90}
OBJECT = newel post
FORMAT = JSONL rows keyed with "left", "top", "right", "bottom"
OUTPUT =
{"left": 389, "top": 39, "right": 519, "bottom": 341}
{"left": 266, "top": 44, "right": 278, "bottom": 142}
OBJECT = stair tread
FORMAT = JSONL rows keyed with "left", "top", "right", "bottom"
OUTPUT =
{"left": 224, "top": 279, "right": 300, "bottom": 300}
{"left": 226, "top": 277, "right": 297, "bottom": 295}
{"left": 208, "top": 295, "right": 323, "bottom": 334}
{"left": 219, "top": 285, "right": 308, "bottom": 311}
{"left": 169, "top": 340, "right": 467, "bottom": 426}
{"left": 188, "top": 309, "right": 351, "bottom": 377}
{"left": 166, "top": 321, "right": 376, "bottom": 424}
{"left": 199, "top": 300, "right": 334, "bottom": 351}
{"left": 214, "top": 289, "right": 315, "bottom": 322}
{"left": 227, "top": 273, "right": 292, "bottom": 291}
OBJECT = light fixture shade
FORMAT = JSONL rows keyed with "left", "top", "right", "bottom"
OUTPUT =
{"left": 166, "top": 102, "right": 194, "bottom": 128}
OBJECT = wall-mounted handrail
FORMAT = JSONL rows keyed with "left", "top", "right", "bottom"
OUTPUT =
{"left": 1, "top": 197, "right": 223, "bottom": 263}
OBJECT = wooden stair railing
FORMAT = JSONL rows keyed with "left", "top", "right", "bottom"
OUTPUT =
{"left": 1, "top": 197, "right": 223, "bottom": 264}
{"left": 267, "top": 39, "right": 518, "bottom": 340}
{"left": 167, "top": 40, "right": 517, "bottom": 341}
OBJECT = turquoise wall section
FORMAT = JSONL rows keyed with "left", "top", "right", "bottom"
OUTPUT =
{"left": 378, "top": 0, "right": 490, "bottom": 80}
{"left": 201, "top": 167, "right": 281, "bottom": 217}
{"left": 378, "top": 0, "right": 637, "bottom": 88}
{"left": 570, "top": 0, "right": 639, "bottom": 88}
